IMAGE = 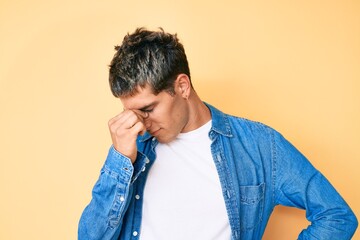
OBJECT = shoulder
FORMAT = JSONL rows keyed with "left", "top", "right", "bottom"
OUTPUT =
{"left": 207, "top": 102, "right": 275, "bottom": 138}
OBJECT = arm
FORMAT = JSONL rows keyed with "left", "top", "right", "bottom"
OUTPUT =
{"left": 78, "top": 147, "right": 145, "bottom": 239}
{"left": 272, "top": 130, "right": 358, "bottom": 239}
{"left": 78, "top": 110, "right": 148, "bottom": 239}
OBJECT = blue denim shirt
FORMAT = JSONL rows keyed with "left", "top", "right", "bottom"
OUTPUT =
{"left": 79, "top": 104, "right": 357, "bottom": 240}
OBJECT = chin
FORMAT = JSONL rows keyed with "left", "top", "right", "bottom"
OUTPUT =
{"left": 156, "top": 134, "right": 177, "bottom": 144}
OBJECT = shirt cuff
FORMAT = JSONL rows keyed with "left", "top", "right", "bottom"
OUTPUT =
{"left": 104, "top": 145, "right": 147, "bottom": 183}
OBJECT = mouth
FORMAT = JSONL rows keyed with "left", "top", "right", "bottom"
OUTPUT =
{"left": 150, "top": 128, "right": 161, "bottom": 136}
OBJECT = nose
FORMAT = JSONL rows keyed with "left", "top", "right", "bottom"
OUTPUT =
{"left": 144, "top": 117, "right": 151, "bottom": 129}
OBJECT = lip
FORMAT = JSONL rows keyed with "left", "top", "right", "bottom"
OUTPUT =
{"left": 150, "top": 128, "right": 161, "bottom": 136}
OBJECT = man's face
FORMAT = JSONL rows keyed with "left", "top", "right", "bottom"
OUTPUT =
{"left": 120, "top": 83, "right": 189, "bottom": 143}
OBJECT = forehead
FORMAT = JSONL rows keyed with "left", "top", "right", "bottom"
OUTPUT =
{"left": 119, "top": 85, "right": 160, "bottom": 110}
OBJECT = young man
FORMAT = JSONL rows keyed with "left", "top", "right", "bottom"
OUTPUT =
{"left": 78, "top": 28, "right": 357, "bottom": 240}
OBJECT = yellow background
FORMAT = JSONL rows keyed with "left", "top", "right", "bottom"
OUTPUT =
{"left": 0, "top": 0, "right": 359, "bottom": 239}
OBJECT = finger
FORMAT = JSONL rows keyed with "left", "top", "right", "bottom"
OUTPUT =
{"left": 131, "top": 121, "right": 146, "bottom": 136}
{"left": 108, "top": 110, "right": 131, "bottom": 126}
{"left": 132, "top": 109, "right": 149, "bottom": 120}
{"left": 125, "top": 111, "right": 147, "bottom": 127}
{"left": 123, "top": 114, "right": 141, "bottom": 129}
{"left": 109, "top": 110, "right": 139, "bottom": 129}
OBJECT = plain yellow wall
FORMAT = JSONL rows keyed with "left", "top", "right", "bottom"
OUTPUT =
{"left": 0, "top": 0, "right": 359, "bottom": 239}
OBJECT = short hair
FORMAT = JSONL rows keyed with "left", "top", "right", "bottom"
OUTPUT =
{"left": 109, "top": 27, "right": 191, "bottom": 97}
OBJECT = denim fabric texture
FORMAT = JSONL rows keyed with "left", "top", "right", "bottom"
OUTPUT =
{"left": 79, "top": 103, "right": 357, "bottom": 240}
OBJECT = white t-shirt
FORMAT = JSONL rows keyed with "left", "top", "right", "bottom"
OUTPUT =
{"left": 140, "top": 121, "right": 231, "bottom": 240}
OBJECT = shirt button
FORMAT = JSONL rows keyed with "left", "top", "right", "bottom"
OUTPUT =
{"left": 226, "top": 190, "right": 231, "bottom": 198}
{"left": 135, "top": 194, "right": 140, "bottom": 200}
{"left": 145, "top": 158, "right": 150, "bottom": 164}
{"left": 119, "top": 196, "right": 125, "bottom": 202}
{"left": 141, "top": 166, "right": 146, "bottom": 172}
{"left": 133, "top": 231, "right": 138, "bottom": 236}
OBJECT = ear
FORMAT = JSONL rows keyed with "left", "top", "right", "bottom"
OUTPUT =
{"left": 175, "top": 74, "right": 191, "bottom": 99}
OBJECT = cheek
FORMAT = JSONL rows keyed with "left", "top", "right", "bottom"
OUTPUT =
{"left": 150, "top": 108, "right": 176, "bottom": 127}
{"left": 152, "top": 95, "right": 184, "bottom": 127}
{"left": 148, "top": 110, "right": 166, "bottom": 125}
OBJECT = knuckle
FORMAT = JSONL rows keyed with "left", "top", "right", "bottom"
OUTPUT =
{"left": 108, "top": 119, "right": 113, "bottom": 127}
{"left": 115, "top": 127, "right": 123, "bottom": 136}
{"left": 131, "top": 113, "right": 138, "bottom": 120}
{"left": 109, "top": 123, "right": 117, "bottom": 133}
{"left": 132, "top": 121, "right": 144, "bottom": 131}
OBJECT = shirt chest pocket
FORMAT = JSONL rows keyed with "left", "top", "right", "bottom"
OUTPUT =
{"left": 239, "top": 182, "right": 265, "bottom": 231}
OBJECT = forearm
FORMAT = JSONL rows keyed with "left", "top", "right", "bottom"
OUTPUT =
{"left": 297, "top": 172, "right": 358, "bottom": 239}
{"left": 273, "top": 130, "right": 358, "bottom": 239}
{"left": 78, "top": 146, "right": 145, "bottom": 240}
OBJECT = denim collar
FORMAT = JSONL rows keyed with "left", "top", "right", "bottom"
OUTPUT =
{"left": 205, "top": 102, "right": 233, "bottom": 138}
{"left": 139, "top": 102, "right": 233, "bottom": 143}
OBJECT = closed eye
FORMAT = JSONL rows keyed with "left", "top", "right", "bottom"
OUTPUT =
{"left": 139, "top": 102, "right": 157, "bottom": 113}
{"left": 141, "top": 108, "right": 153, "bottom": 113}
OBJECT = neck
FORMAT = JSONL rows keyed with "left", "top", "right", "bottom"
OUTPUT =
{"left": 181, "top": 91, "right": 211, "bottom": 133}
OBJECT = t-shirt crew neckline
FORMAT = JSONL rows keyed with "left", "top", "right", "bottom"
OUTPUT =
{"left": 176, "top": 120, "right": 212, "bottom": 140}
